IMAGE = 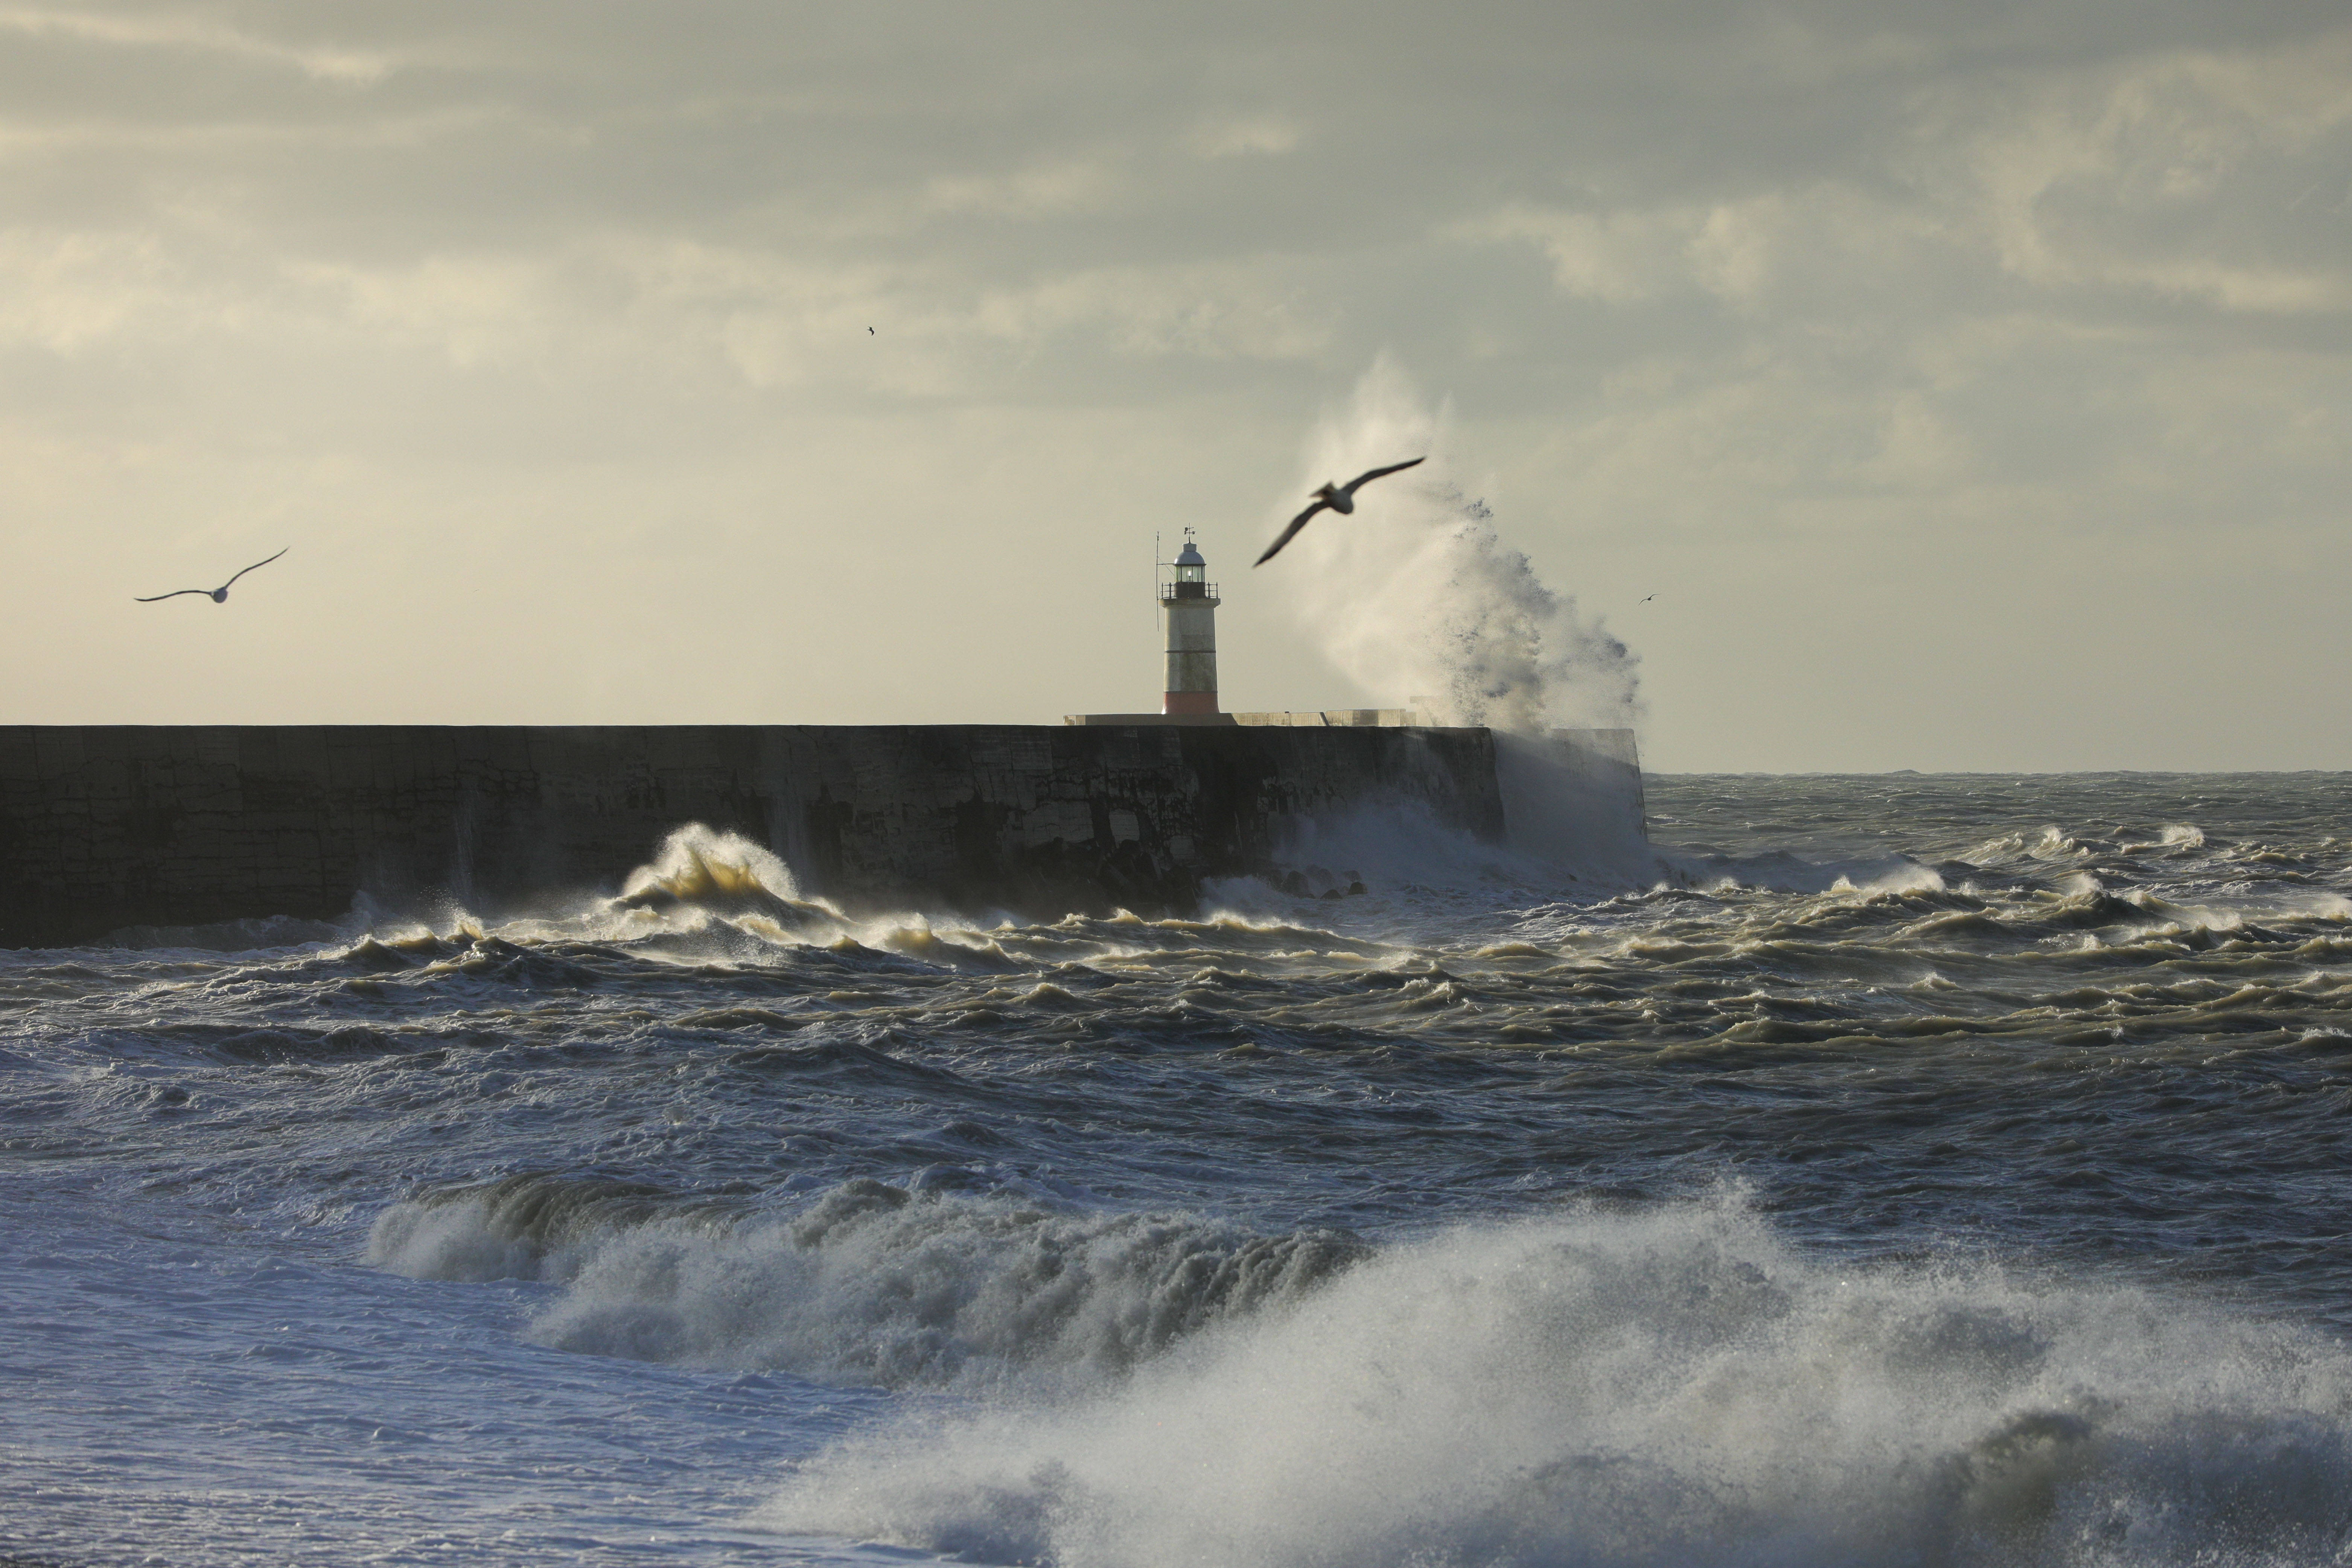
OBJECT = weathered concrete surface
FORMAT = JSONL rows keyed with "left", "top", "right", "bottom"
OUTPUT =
{"left": 0, "top": 724, "right": 1504, "bottom": 947}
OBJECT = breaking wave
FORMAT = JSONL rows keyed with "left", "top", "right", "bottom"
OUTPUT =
{"left": 612, "top": 824, "right": 817, "bottom": 919}
{"left": 371, "top": 1175, "right": 2352, "bottom": 1567}
{"left": 755, "top": 1198, "right": 2352, "bottom": 1568}
{"left": 368, "top": 1175, "right": 1367, "bottom": 1393}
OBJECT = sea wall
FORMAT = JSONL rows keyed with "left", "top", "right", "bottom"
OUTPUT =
{"left": 0, "top": 724, "right": 1508, "bottom": 947}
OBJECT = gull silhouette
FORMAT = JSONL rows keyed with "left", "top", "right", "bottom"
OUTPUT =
{"left": 135, "top": 548, "right": 289, "bottom": 604}
{"left": 1253, "top": 457, "right": 1425, "bottom": 566}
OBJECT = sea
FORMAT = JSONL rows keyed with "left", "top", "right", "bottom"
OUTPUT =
{"left": 5, "top": 771, "right": 2352, "bottom": 1568}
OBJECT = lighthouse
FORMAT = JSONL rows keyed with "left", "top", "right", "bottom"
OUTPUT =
{"left": 1160, "top": 530, "right": 1220, "bottom": 715}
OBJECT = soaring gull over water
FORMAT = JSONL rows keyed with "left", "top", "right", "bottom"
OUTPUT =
{"left": 1253, "top": 458, "right": 1425, "bottom": 566}
{"left": 134, "top": 548, "right": 289, "bottom": 604}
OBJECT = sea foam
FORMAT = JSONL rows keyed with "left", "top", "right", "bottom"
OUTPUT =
{"left": 751, "top": 1200, "right": 2352, "bottom": 1568}
{"left": 374, "top": 1178, "right": 2352, "bottom": 1566}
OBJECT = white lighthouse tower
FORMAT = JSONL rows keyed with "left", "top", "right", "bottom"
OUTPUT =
{"left": 1160, "top": 530, "right": 1220, "bottom": 716}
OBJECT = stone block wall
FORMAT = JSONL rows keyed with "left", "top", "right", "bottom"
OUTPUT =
{"left": 0, "top": 723, "right": 1504, "bottom": 947}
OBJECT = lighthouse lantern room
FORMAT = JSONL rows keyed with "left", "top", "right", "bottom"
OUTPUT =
{"left": 1160, "top": 530, "right": 1220, "bottom": 715}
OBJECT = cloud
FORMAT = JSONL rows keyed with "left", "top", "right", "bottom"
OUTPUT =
{"left": 1468, "top": 30, "right": 2352, "bottom": 323}
{"left": 0, "top": 1, "right": 2346, "bottom": 764}
{"left": 0, "top": 228, "right": 181, "bottom": 350}
{"left": 281, "top": 254, "right": 554, "bottom": 368}
{"left": 1959, "top": 35, "right": 2352, "bottom": 313}
{"left": 923, "top": 155, "right": 1127, "bottom": 218}
{"left": 0, "top": 5, "right": 396, "bottom": 83}
{"left": 1463, "top": 205, "right": 1704, "bottom": 304}
{"left": 1186, "top": 115, "right": 1301, "bottom": 160}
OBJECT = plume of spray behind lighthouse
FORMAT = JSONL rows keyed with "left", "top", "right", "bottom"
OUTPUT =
{"left": 1269, "top": 359, "right": 1660, "bottom": 886}
{"left": 1272, "top": 357, "right": 1643, "bottom": 735}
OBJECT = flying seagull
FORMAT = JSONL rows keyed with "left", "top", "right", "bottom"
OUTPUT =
{"left": 1253, "top": 457, "right": 1426, "bottom": 566}
{"left": 134, "top": 548, "right": 288, "bottom": 604}
{"left": 1642, "top": 594, "right": 1655, "bottom": 603}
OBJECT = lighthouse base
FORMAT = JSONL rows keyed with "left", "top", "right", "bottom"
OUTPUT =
{"left": 1161, "top": 691, "right": 1220, "bottom": 716}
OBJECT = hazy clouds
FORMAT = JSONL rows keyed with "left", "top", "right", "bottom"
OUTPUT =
{"left": 4, "top": 2, "right": 2347, "bottom": 767}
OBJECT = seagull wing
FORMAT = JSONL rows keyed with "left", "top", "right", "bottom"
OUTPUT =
{"left": 219, "top": 547, "right": 289, "bottom": 591}
{"left": 134, "top": 588, "right": 213, "bottom": 603}
{"left": 1337, "top": 455, "right": 1426, "bottom": 498}
{"left": 1254, "top": 499, "right": 1331, "bottom": 566}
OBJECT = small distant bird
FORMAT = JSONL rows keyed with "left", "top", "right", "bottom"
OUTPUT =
{"left": 134, "top": 548, "right": 288, "bottom": 604}
{"left": 1641, "top": 594, "right": 1655, "bottom": 603}
{"left": 1253, "top": 457, "right": 1426, "bottom": 566}
{"left": 868, "top": 327, "right": 875, "bottom": 334}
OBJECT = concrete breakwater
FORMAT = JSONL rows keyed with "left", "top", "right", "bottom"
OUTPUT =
{"left": 0, "top": 724, "right": 1521, "bottom": 948}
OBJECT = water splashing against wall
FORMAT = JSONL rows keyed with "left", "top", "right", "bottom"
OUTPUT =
{"left": 1273, "top": 357, "right": 1641, "bottom": 733}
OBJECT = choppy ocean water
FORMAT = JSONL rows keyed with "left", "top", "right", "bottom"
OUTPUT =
{"left": 5, "top": 772, "right": 2352, "bottom": 1568}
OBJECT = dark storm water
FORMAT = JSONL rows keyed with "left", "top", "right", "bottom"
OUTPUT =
{"left": 4, "top": 773, "right": 2351, "bottom": 1567}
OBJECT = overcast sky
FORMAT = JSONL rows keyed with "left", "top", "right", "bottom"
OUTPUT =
{"left": 3, "top": 1, "right": 2347, "bottom": 769}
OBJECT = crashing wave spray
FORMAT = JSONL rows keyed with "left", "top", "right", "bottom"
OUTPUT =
{"left": 1254, "top": 359, "right": 1662, "bottom": 886}
{"left": 599, "top": 822, "right": 863, "bottom": 941}
{"left": 757, "top": 1198, "right": 2352, "bottom": 1568}
{"left": 1274, "top": 356, "right": 1641, "bottom": 733}
{"left": 612, "top": 823, "right": 807, "bottom": 917}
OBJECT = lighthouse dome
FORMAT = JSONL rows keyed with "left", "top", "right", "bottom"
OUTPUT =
{"left": 1175, "top": 540, "right": 1206, "bottom": 567}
